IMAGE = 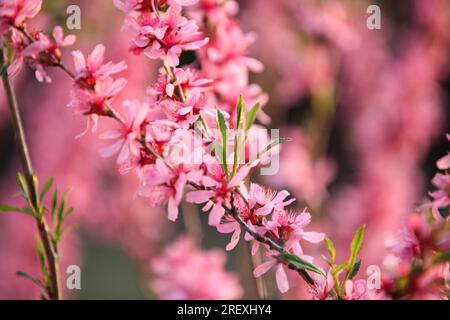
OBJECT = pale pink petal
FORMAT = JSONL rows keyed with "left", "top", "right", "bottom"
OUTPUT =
{"left": 88, "top": 44, "right": 105, "bottom": 69}
{"left": 186, "top": 190, "right": 215, "bottom": 203}
{"left": 253, "top": 259, "right": 276, "bottom": 278}
{"left": 62, "top": 35, "right": 76, "bottom": 47}
{"left": 228, "top": 164, "right": 252, "bottom": 188}
{"left": 437, "top": 154, "right": 450, "bottom": 170}
{"left": 216, "top": 222, "right": 237, "bottom": 234}
{"left": 225, "top": 228, "right": 241, "bottom": 251}
{"left": 276, "top": 264, "right": 289, "bottom": 293}
{"left": 302, "top": 231, "right": 325, "bottom": 243}
{"left": 98, "top": 140, "right": 123, "bottom": 158}
{"left": 72, "top": 50, "right": 86, "bottom": 73}
{"left": 208, "top": 203, "right": 225, "bottom": 226}
{"left": 168, "top": 197, "right": 179, "bottom": 221}
{"left": 52, "top": 26, "right": 64, "bottom": 44}
{"left": 99, "top": 130, "right": 122, "bottom": 140}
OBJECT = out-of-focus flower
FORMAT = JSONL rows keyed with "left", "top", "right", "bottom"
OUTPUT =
{"left": 0, "top": 0, "right": 42, "bottom": 35}
{"left": 150, "top": 235, "right": 243, "bottom": 299}
{"left": 344, "top": 279, "right": 367, "bottom": 300}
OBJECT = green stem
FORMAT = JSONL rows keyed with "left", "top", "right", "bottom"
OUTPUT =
{"left": 1, "top": 50, "right": 62, "bottom": 300}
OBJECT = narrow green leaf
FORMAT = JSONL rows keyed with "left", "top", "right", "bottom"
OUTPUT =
{"left": 232, "top": 97, "right": 246, "bottom": 177}
{"left": 0, "top": 64, "right": 7, "bottom": 76}
{"left": 35, "top": 238, "right": 48, "bottom": 282}
{"left": 348, "top": 259, "right": 362, "bottom": 279}
{"left": 16, "top": 173, "right": 30, "bottom": 199}
{"left": 281, "top": 252, "right": 325, "bottom": 277}
{"left": 433, "top": 251, "right": 450, "bottom": 264}
{"left": 236, "top": 95, "right": 245, "bottom": 130}
{"left": 51, "top": 188, "right": 59, "bottom": 221}
{"left": 250, "top": 137, "right": 292, "bottom": 163}
{"left": 325, "top": 238, "right": 336, "bottom": 265}
{"left": 40, "top": 177, "right": 54, "bottom": 202}
{"left": 245, "top": 102, "right": 260, "bottom": 132}
{"left": 216, "top": 110, "right": 229, "bottom": 177}
{"left": 31, "top": 172, "right": 40, "bottom": 207}
{"left": 333, "top": 262, "right": 347, "bottom": 276}
{"left": 0, "top": 204, "right": 22, "bottom": 212}
{"left": 16, "top": 271, "right": 46, "bottom": 290}
{"left": 347, "top": 225, "right": 365, "bottom": 271}
{"left": 58, "top": 192, "right": 68, "bottom": 223}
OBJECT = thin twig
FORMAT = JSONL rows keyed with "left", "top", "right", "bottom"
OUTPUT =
{"left": 1, "top": 50, "right": 62, "bottom": 300}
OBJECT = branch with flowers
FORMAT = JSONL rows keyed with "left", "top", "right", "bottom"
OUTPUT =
{"left": 1, "top": 0, "right": 448, "bottom": 300}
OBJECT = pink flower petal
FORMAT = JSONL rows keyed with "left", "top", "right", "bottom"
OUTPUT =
{"left": 275, "top": 264, "right": 289, "bottom": 293}
{"left": 168, "top": 197, "right": 179, "bottom": 221}
{"left": 208, "top": 203, "right": 225, "bottom": 226}
{"left": 253, "top": 259, "right": 276, "bottom": 278}
{"left": 186, "top": 190, "right": 215, "bottom": 203}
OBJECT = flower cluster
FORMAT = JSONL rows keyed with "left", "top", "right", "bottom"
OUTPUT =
{"left": 1, "top": 0, "right": 329, "bottom": 297}
{"left": 88, "top": 0, "right": 326, "bottom": 294}
{"left": 151, "top": 235, "right": 242, "bottom": 299}
{"left": 430, "top": 134, "right": 450, "bottom": 220}
{"left": 377, "top": 136, "right": 450, "bottom": 300}
{"left": 0, "top": 0, "right": 76, "bottom": 82}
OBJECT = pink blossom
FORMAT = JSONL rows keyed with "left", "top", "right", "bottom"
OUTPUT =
{"left": 72, "top": 44, "right": 127, "bottom": 84}
{"left": 202, "top": 20, "right": 262, "bottom": 73}
{"left": 142, "top": 155, "right": 203, "bottom": 221}
{"left": 265, "top": 209, "right": 325, "bottom": 257}
{"left": 187, "top": 0, "right": 239, "bottom": 25}
{"left": 429, "top": 173, "right": 450, "bottom": 219}
{"left": 173, "top": 0, "right": 199, "bottom": 6}
{"left": 68, "top": 77, "right": 127, "bottom": 135}
{"left": 20, "top": 26, "right": 76, "bottom": 82}
{"left": 344, "top": 279, "right": 367, "bottom": 300}
{"left": 113, "top": 0, "right": 147, "bottom": 14}
{"left": 126, "top": 4, "right": 208, "bottom": 66}
{"left": 186, "top": 159, "right": 254, "bottom": 226}
{"left": 217, "top": 184, "right": 295, "bottom": 251}
{"left": 0, "top": 0, "right": 42, "bottom": 31}
{"left": 151, "top": 235, "right": 242, "bottom": 299}
{"left": 437, "top": 134, "right": 450, "bottom": 170}
{"left": 99, "top": 99, "right": 149, "bottom": 165}
{"left": 310, "top": 271, "right": 334, "bottom": 300}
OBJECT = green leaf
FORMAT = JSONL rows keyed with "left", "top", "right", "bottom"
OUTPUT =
{"left": 40, "top": 177, "right": 54, "bottom": 202}
{"left": 250, "top": 137, "right": 292, "bottom": 163}
{"left": 236, "top": 95, "right": 245, "bottom": 130}
{"left": 433, "top": 251, "right": 450, "bottom": 264}
{"left": 325, "top": 238, "right": 336, "bottom": 264}
{"left": 0, "top": 64, "right": 7, "bottom": 76}
{"left": 16, "top": 173, "right": 30, "bottom": 200}
{"left": 348, "top": 259, "right": 362, "bottom": 280}
{"left": 281, "top": 252, "right": 325, "bottom": 277}
{"left": 51, "top": 188, "right": 59, "bottom": 221}
{"left": 31, "top": 172, "right": 40, "bottom": 207}
{"left": 333, "top": 262, "right": 347, "bottom": 276}
{"left": 347, "top": 225, "right": 365, "bottom": 271}
{"left": 216, "top": 110, "right": 229, "bottom": 177}
{"left": 0, "top": 204, "right": 23, "bottom": 212}
{"left": 35, "top": 237, "right": 48, "bottom": 281}
{"left": 232, "top": 96, "right": 246, "bottom": 177}
{"left": 245, "top": 102, "right": 260, "bottom": 132}
{"left": 16, "top": 271, "right": 46, "bottom": 290}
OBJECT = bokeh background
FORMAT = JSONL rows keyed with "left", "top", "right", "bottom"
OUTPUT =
{"left": 0, "top": 0, "right": 449, "bottom": 299}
